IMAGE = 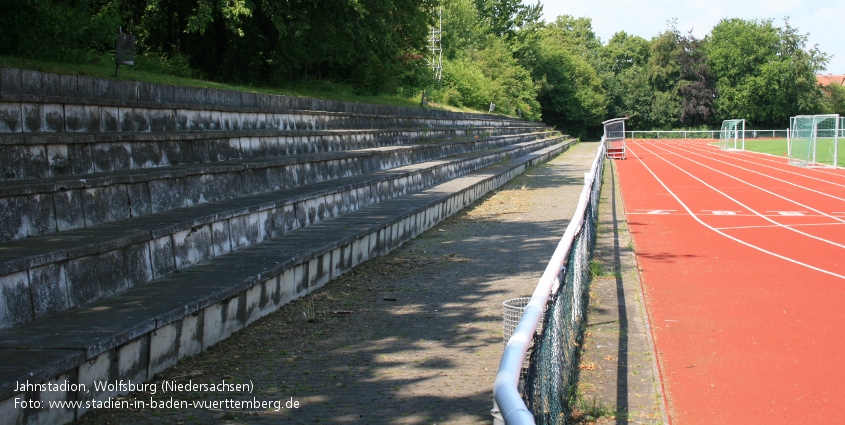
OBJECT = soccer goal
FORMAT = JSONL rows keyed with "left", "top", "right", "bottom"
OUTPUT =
{"left": 603, "top": 117, "right": 627, "bottom": 159}
{"left": 789, "top": 114, "right": 840, "bottom": 168}
{"left": 719, "top": 119, "right": 745, "bottom": 151}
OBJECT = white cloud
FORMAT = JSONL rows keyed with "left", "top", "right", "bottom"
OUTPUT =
{"left": 541, "top": 0, "right": 844, "bottom": 72}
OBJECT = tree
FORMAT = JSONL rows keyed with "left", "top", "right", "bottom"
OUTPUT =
{"left": 532, "top": 24, "right": 607, "bottom": 136}
{"left": 548, "top": 15, "right": 602, "bottom": 55}
{"left": 600, "top": 31, "right": 650, "bottom": 75}
{"left": 439, "top": 35, "right": 540, "bottom": 119}
{"left": 0, "top": 0, "right": 122, "bottom": 62}
{"left": 473, "top": 0, "right": 541, "bottom": 39}
{"left": 442, "top": 0, "right": 489, "bottom": 59}
{"left": 822, "top": 83, "right": 845, "bottom": 115}
{"left": 677, "top": 31, "right": 716, "bottom": 126}
{"left": 646, "top": 29, "right": 682, "bottom": 128}
{"left": 599, "top": 32, "right": 653, "bottom": 129}
{"left": 435, "top": 0, "right": 541, "bottom": 119}
{"left": 705, "top": 18, "right": 828, "bottom": 127}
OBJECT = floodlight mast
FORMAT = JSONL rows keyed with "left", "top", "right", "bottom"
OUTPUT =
{"left": 425, "top": 7, "right": 443, "bottom": 85}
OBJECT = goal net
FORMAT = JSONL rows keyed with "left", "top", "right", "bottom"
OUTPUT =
{"left": 719, "top": 119, "right": 745, "bottom": 151}
{"left": 789, "top": 114, "right": 840, "bottom": 168}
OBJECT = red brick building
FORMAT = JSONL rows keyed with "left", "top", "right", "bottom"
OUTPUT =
{"left": 817, "top": 74, "right": 845, "bottom": 86}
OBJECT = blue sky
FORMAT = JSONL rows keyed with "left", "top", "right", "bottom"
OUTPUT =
{"left": 542, "top": 0, "right": 845, "bottom": 74}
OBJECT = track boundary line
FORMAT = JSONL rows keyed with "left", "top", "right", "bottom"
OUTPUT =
{"left": 636, "top": 141, "right": 845, "bottom": 234}
{"left": 715, "top": 222, "right": 845, "bottom": 230}
{"left": 655, "top": 140, "right": 845, "bottom": 189}
{"left": 654, "top": 138, "right": 845, "bottom": 180}
{"left": 626, "top": 143, "right": 845, "bottom": 280}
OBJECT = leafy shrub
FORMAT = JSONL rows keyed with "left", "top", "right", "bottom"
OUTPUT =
{"left": 0, "top": 0, "right": 121, "bottom": 63}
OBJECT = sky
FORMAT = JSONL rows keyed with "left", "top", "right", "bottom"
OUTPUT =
{"left": 541, "top": 0, "right": 845, "bottom": 74}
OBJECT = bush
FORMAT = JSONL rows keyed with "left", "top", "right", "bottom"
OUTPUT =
{"left": 0, "top": 0, "right": 121, "bottom": 63}
{"left": 134, "top": 51, "right": 204, "bottom": 80}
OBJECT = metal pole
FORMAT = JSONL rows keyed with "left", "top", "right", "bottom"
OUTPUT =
{"left": 835, "top": 114, "right": 840, "bottom": 169}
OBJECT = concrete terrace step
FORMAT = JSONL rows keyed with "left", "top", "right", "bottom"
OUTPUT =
{"left": 0, "top": 68, "right": 536, "bottom": 140}
{"left": 0, "top": 68, "right": 556, "bottom": 425}
{"left": 0, "top": 135, "right": 566, "bottom": 328}
{"left": 0, "top": 67, "right": 518, "bottom": 123}
{"left": 0, "top": 130, "right": 556, "bottom": 242}
{"left": 0, "top": 139, "right": 575, "bottom": 425}
{"left": 0, "top": 125, "right": 546, "bottom": 182}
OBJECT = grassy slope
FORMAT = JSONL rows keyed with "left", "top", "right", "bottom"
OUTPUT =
{"left": 0, "top": 55, "right": 492, "bottom": 116}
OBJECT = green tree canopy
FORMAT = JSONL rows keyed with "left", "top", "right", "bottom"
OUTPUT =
{"left": 531, "top": 22, "right": 607, "bottom": 136}
{"left": 705, "top": 18, "right": 828, "bottom": 127}
{"left": 599, "top": 32, "right": 653, "bottom": 129}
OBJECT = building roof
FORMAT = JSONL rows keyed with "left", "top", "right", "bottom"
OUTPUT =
{"left": 816, "top": 74, "right": 845, "bottom": 86}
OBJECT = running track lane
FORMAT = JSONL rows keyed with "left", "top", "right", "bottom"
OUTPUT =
{"left": 615, "top": 139, "right": 845, "bottom": 424}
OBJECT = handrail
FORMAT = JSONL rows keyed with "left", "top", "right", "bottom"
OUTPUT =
{"left": 492, "top": 139, "right": 606, "bottom": 424}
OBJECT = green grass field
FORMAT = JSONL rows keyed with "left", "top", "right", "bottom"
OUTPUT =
{"left": 741, "top": 138, "right": 789, "bottom": 157}
{"left": 723, "top": 138, "right": 845, "bottom": 167}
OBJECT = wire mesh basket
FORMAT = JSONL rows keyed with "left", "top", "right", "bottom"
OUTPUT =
{"left": 503, "top": 296, "right": 542, "bottom": 391}
{"left": 503, "top": 297, "right": 531, "bottom": 346}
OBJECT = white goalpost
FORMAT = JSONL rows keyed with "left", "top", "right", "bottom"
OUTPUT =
{"left": 719, "top": 119, "right": 745, "bottom": 151}
{"left": 789, "top": 114, "right": 840, "bottom": 169}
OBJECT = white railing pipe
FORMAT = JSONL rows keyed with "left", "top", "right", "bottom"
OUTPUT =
{"left": 492, "top": 140, "right": 605, "bottom": 424}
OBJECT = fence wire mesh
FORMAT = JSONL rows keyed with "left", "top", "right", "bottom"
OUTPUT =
{"left": 789, "top": 116, "right": 813, "bottom": 168}
{"left": 719, "top": 119, "right": 745, "bottom": 150}
{"left": 812, "top": 115, "right": 840, "bottom": 168}
{"left": 789, "top": 115, "right": 841, "bottom": 168}
{"left": 627, "top": 129, "right": 788, "bottom": 139}
{"left": 520, "top": 149, "right": 604, "bottom": 424}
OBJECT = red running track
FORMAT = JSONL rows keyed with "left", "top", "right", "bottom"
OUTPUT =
{"left": 615, "top": 139, "right": 845, "bottom": 424}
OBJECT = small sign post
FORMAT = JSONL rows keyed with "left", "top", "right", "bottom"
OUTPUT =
{"left": 115, "top": 27, "right": 136, "bottom": 77}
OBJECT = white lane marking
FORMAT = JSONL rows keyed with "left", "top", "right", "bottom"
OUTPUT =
{"left": 626, "top": 144, "right": 845, "bottom": 280}
{"left": 632, "top": 142, "right": 845, "bottom": 250}
{"left": 716, "top": 222, "right": 845, "bottom": 231}
{"left": 769, "top": 211, "right": 806, "bottom": 216}
{"left": 654, "top": 139, "right": 845, "bottom": 189}
{"left": 640, "top": 141, "right": 845, "bottom": 228}
{"left": 705, "top": 210, "right": 739, "bottom": 215}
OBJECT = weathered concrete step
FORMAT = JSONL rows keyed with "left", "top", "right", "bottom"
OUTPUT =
{"left": 0, "top": 139, "right": 576, "bottom": 425}
{"left": 0, "top": 96, "right": 532, "bottom": 133}
{"left": 0, "top": 72, "right": 535, "bottom": 136}
{"left": 0, "top": 99, "right": 532, "bottom": 134}
{"left": 0, "top": 129, "right": 555, "bottom": 197}
{"left": 0, "top": 136, "right": 566, "bottom": 329}
{"left": 0, "top": 67, "right": 519, "bottom": 124}
{"left": 0, "top": 130, "right": 556, "bottom": 243}
{"left": 0, "top": 125, "right": 546, "bottom": 182}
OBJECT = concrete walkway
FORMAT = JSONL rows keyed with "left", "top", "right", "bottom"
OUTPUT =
{"left": 75, "top": 141, "right": 661, "bottom": 425}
